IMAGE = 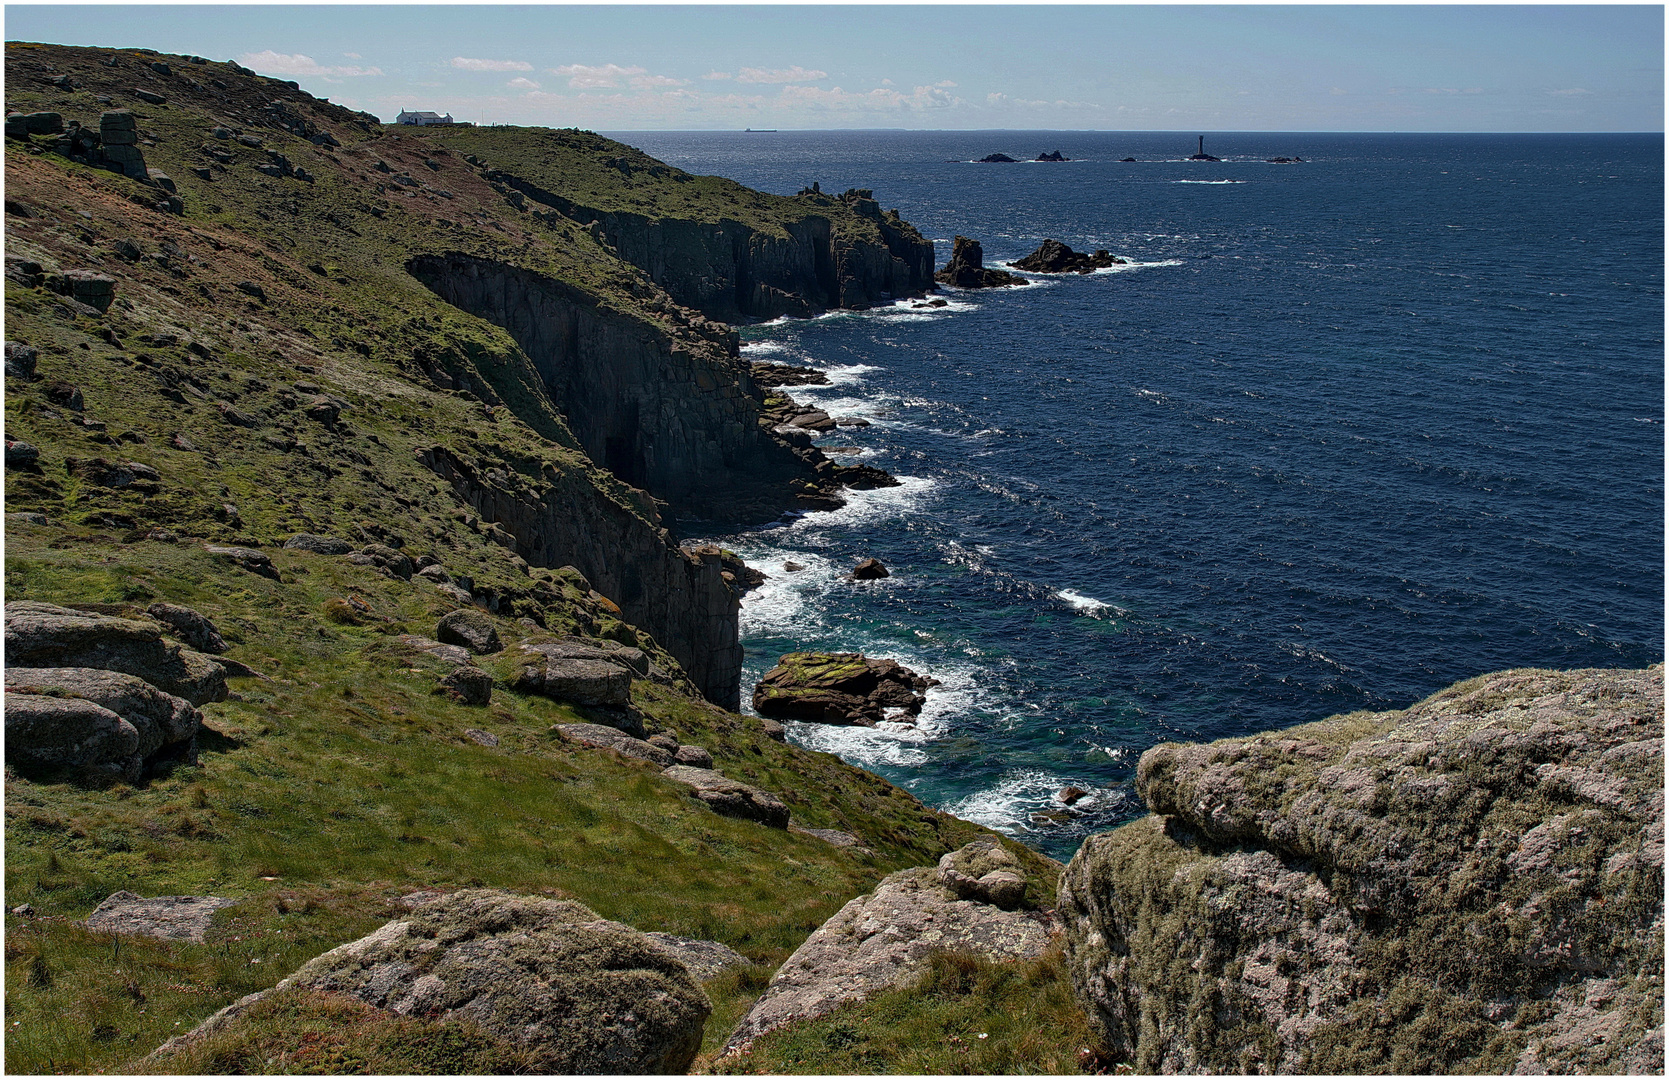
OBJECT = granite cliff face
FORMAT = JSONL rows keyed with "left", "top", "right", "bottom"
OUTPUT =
{"left": 406, "top": 252, "right": 817, "bottom": 526}
{"left": 1058, "top": 665, "right": 1665, "bottom": 1074}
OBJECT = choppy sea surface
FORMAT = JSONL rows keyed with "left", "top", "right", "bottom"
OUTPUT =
{"left": 605, "top": 130, "right": 1665, "bottom": 861}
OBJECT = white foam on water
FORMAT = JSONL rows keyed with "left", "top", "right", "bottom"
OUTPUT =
{"left": 812, "top": 363, "right": 881, "bottom": 388}
{"left": 1174, "top": 179, "right": 1246, "bottom": 185}
{"left": 1092, "top": 258, "right": 1185, "bottom": 274}
{"left": 1057, "top": 589, "right": 1126, "bottom": 617}
{"left": 740, "top": 340, "right": 792, "bottom": 356}
{"left": 944, "top": 768, "right": 1080, "bottom": 836}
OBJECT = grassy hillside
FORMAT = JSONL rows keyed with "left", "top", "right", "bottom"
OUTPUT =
{"left": 4, "top": 41, "right": 1083, "bottom": 1074}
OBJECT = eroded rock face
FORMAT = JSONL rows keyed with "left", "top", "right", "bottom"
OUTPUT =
{"left": 752, "top": 651, "right": 937, "bottom": 726}
{"left": 1058, "top": 665, "right": 1665, "bottom": 1075}
{"left": 722, "top": 844, "right": 1058, "bottom": 1054}
{"left": 198, "top": 890, "right": 711, "bottom": 1074}
{"left": 4, "top": 601, "right": 227, "bottom": 706}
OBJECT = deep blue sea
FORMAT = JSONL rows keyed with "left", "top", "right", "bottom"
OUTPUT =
{"left": 605, "top": 130, "right": 1665, "bottom": 861}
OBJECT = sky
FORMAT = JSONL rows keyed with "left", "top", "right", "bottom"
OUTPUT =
{"left": 3, "top": 5, "right": 1663, "bottom": 132}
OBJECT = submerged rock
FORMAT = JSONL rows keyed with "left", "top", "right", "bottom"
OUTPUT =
{"left": 752, "top": 651, "right": 937, "bottom": 726}
{"left": 1058, "top": 664, "right": 1665, "bottom": 1075}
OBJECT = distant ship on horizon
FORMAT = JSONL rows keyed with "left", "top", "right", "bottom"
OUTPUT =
{"left": 745, "top": 127, "right": 778, "bottom": 132}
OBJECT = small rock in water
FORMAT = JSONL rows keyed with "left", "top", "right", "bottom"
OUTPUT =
{"left": 1058, "top": 785, "right": 1089, "bottom": 805}
{"left": 850, "top": 557, "right": 889, "bottom": 580}
{"left": 783, "top": 561, "right": 804, "bottom": 572}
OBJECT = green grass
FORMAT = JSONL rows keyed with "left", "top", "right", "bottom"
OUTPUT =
{"left": 704, "top": 949, "right": 1111, "bottom": 1075}
{"left": 3, "top": 524, "right": 1044, "bottom": 1073}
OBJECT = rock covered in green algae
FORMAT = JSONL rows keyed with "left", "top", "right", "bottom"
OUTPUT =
{"left": 1058, "top": 665, "right": 1664, "bottom": 1075}
{"left": 249, "top": 890, "right": 709, "bottom": 1074}
{"left": 752, "top": 650, "right": 936, "bottom": 726}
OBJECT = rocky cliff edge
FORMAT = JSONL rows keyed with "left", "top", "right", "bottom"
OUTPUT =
{"left": 1059, "top": 664, "right": 1665, "bottom": 1074}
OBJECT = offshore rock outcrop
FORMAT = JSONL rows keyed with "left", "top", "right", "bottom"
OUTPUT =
{"left": 1058, "top": 665, "right": 1664, "bottom": 1074}
{"left": 935, "top": 236, "right": 1026, "bottom": 289}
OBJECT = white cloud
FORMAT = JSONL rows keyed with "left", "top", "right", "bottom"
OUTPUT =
{"left": 452, "top": 56, "right": 532, "bottom": 72}
{"left": 935, "top": 80, "right": 957, "bottom": 88}
{"left": 703, "top": 71, "right": 732, "bottom": 81}
{"left": 240, "top": 50, "right": 383, "bottom": 77}
{"left": 1330, "top": 86, "right": 1348, "bottom": 96}
{"left": 508, "top": 77, "right": 541, "bottom": 91}
{"left": 343, "top": 52, "right": 362, "bottom": 60}
{"left": 1549, "top": 87, "right": 1592, "bottom": 96}
{"left": 777, "top": 83, "right": 959, "bottom": 112}
{"left": 554, "top": 63, "right": 647, "bottom": 88}
{"left": 631, "top": 74, "right": 688, "bottom": 90}
{"left": 737, "top": 65, "right": 828, "bottom": 84}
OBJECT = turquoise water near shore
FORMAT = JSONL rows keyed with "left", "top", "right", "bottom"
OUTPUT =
{"left": 611, "top": 131, "right": 1665, "bottom": 859}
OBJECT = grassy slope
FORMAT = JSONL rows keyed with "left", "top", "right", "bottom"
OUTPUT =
{"left": 4, "top": 42, "right": 1076, "bottom": 1074}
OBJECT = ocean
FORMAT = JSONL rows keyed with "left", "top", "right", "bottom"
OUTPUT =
{"left": 604, "top": 130, "right": 1665, "bottom": 861}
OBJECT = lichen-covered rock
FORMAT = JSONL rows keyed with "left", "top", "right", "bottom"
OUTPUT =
{"left": 85, "top": 890, "right": 236, "bottom": 941}
{"left": 436, "top": 608, "right": 501, "bottom": 655}
{"left": 722, "top": 847, "right": 1058, "bottom": 1054}
{"left": 5, "top": 666, "right": 201, "bottom": 780}
{"left": 645, "top": 932, "right": 752, "bottom": 981}
{"left": 752, "top": 650, "right": 936, "bottom": 726}
{"left": 282, "top": 532, "right": 353, "bottom": 555}
{"left": 145, "top": 602, "right": 228, "bottom": 654}
{"left": 516, "top": 656, "right": 632, "bottom": 707}
{"left": 1058, "top": 665, "right": 1665, "bottom": 1075}
{"left": 661, "top": 765, "right": 789, "bottom": 827}
{"left": 440, "top": 666, "right": 493, "bottom": 706}
{"left": 937, "top": 839, "right": 1028, "bottom": 910}
{"left": 4, "top": 602, "right": 227, "bottom": 706}
{"left": 189, "top": 890, "right": 711, "bottom": 1074}
{"left": 556, "top": 722, "right": 672, "bottom": 766}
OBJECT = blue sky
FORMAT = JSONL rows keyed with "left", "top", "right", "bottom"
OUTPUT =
{"left": 5, "top": 5, "right": 1662, "bottom": 131}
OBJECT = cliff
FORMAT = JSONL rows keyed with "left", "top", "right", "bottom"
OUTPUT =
{"left": 424, "top": 127, "right": 936, "bottom": 321}
{"left": 1058, "top": 665, "right": 1665, "bottom": 1074}
{"left": 0, "top": 41, "right": 907, "bottom": 705}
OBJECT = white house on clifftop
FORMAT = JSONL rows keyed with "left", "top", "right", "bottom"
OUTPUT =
{"left": 395, "top": 110, "right": 456, "bottom": 126}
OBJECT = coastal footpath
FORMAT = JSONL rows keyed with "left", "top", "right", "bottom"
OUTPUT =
{"left": 4, "top": 42, "right": 1660, "bottom": 1075}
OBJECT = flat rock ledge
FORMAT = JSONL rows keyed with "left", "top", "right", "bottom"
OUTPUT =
{"left": 85, "top": 890, "right": 237, "bottom": 942}
{"left": 662, "top": 765, "right": 790, "bottom": 828}
{"left": 721, "top": 843, "right": 1058, "bottom": 1055}
{"left": 145, "top": 889, "right": 711, "bottom": 1075}
{"left": 555, "top": 722, "right": 672, "bottom": 766}
{"left": 1058, "top": 664, "right": 1665, "bottom": 1075}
